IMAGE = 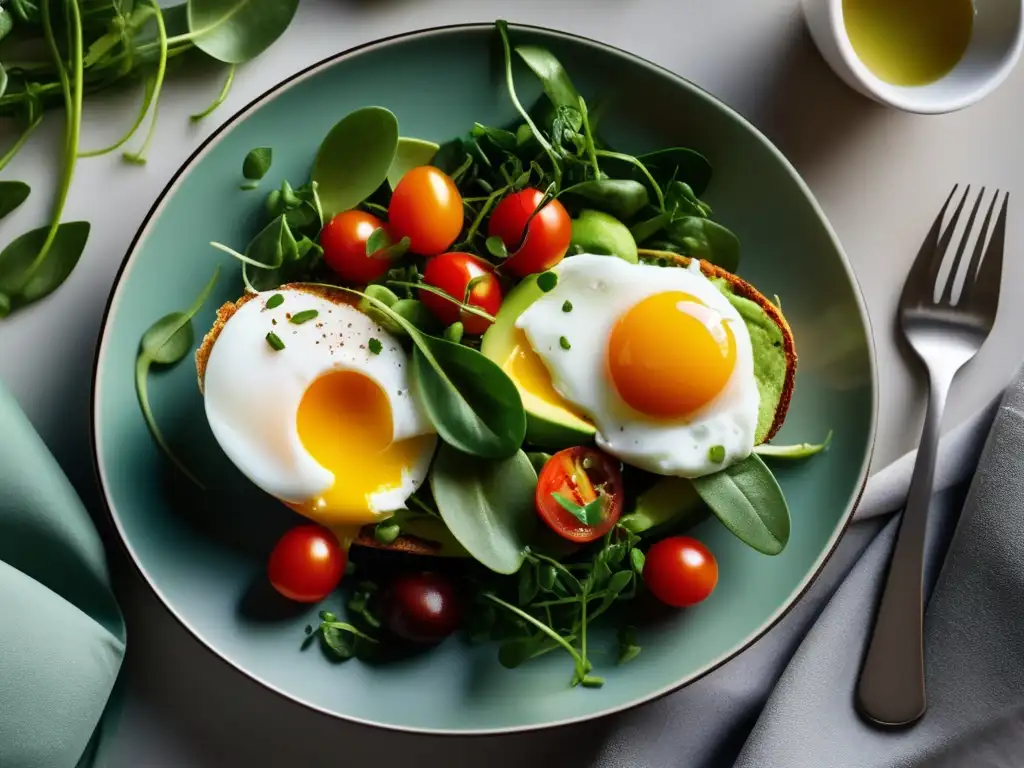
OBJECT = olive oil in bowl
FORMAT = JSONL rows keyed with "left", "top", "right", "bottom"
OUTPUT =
{"left": 843, "top": 0, "right": 975, "bottom": 86}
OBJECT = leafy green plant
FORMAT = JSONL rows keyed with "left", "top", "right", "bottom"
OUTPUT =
{"left": 241, "top": 146, "right": 272, "bottom": 188}
{"left": 0, "top": 0, "right": 300, "bottom": 319}
{"left": 0, "top": 181, "right": 30, "bottom": 221}
{"left": 388, "top": 137, "right": 440, "bottom": 189}
{"left": 755, "top": 432, "right": 833, "bottom": 459}
{"left": 691, "top": 454, "right": 791, "bottom": 555}
{"left": 430, "top": 445, "right": 538, "bottom": 574}
{"left": 312, "top": 107, "right": 400, "bottom": 217}
{"left": 134, "top": 266, "right": 219, "bottom": 488}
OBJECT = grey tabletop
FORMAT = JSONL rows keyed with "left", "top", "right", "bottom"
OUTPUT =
{"left": 1, "top": 0, "right": 1022, "bottom": 765}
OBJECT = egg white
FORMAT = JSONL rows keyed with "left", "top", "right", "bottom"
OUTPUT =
{"left": 516, "top": 255, "right": 760, "bottom": 477}
{"left": 202, "top": 288, "right": 436, "bottom": 516}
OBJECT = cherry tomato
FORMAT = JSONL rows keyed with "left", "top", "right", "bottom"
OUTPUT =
{"left": 535, "top": 447, "right": 624, "bottom": 543}
{"left": 420, "top": 251, "right": 503, "bottom": 335}
{"left": 321, "top": 210, "right": 394, "bottom": 284}
{"left": 267, "top": 525, "right": 346, "bottom": 603}
{"left": 643, "top": 537, "right": 718, "bottom": 608}
{"left": 388, "top": 166, "right": 464, "bottom": 255}
{"left": 488, "top": 188, "right": 572, "bottom": 277}
{"left": 382, "top": 572, "right": 463, "bottom": 644}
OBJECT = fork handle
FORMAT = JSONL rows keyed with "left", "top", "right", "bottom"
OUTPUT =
{"left": 856, "top": 367, "right": 954, "bottom": 727}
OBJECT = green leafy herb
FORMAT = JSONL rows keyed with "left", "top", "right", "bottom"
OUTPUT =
{"left": 618, "top": 626, "right": 642, "bottom": 665}
{"left": 242, "top": 147, "right": 272, "bottom": 181}
{"left": 562, "top": 179, "right": 649, "bottom": 220}
{"left": 630, "top": 548, "right": 645, "bottom": 575}
{"left": 443, "top": 322, "right": 464, "bottom": 344}
{"left": 0, "top": 222, "right": 90, "bottom": 312}
{"left": 135, "top": 267, "right": 220, "bottom": 488}
{"left": 485, "top": 235, "right": 508, "bottom": 259}
{"left": 755, "top": 431, "right": 833, "bottom": 459}
{"left": 290, "top": 309, "right": 318, "bottom": 325}
{"left": 0, "top": 181, "right": 30, "bottom": 221}
{"left": 387, "top": 137, "right": 440, "bottom": 189}
{"left": 430, "top": 444, "right": 538, "bottom": 574}
{"left": 691, "top": 455, "right": 791, "bottom": 555}
{"left": 708, "top": 445, "right": 726, "bottom": 463}
{"left": 312, "top": 107, "right": 400, "bottom": 217}
{"left": 516, "top": 43, "right": 582, "bottom": 112}
{"left": 307, "top": 610, "right": 377, "bottom": 660}
{"left": 562, "top": 300, "right": 573, "bottom": 313}
{"left": 619, "top": 476, "right": 705, "bottom": 535}
{"left": 366, "top": 227, "right": 391, "bottom": 256}
{"left": 536, "top": 271, "right": 558, "bottom": 292}
{"left": 368, "top": 337, "right": 383, "bottom": 355}
{"left": 266, "top": 294, "right": 284, "bottom": 309}
{"left": 190, "top": 65, "right": 236, "bottom": 122}
{"left": 266, "top": 331, "right": 284, "bottom": 351}
{"left": 188, "top": 0, "right": 300, "bottom": 64}
{"left": 559, "top": 336, "right": 571, "bottom": 350}
{"left": 239, "top": 181, "right": 259, "bottom": 191}
{"left": 552, "top": 492, "right": 603, "bottom": 526}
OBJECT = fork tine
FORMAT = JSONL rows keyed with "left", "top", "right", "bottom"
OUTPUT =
{"left": 900, "top": 185, "right": 963, "bottom": 307}
{"left": 965, "top": 191, "right": 1008, "bottom": 315}
{"left": 937, "top": 187, "right": 986, "bottom": 305}
{"left": 958, "top": 190, "right": 1000, "bottom": 305}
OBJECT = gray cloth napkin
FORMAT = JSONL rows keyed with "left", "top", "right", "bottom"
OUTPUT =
{"left": 590, "top": 368, "right": 1018, "bottom": 768}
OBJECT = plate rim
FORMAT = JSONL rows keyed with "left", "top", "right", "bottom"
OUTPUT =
{"left": 90, "top": 20, "right": 879, "bottom": 736}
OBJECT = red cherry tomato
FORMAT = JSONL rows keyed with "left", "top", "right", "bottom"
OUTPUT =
{"left": 382, "top": 572, "right": 463, "bottom": 644}
{"left": 643, "top": 537, "right": 718, "bottom": 608}
{"left": 488, "top": 188, "right": 572, "bottom": 277}
{"left": 388, "top": 166, "right": 464, "bottom": 255}
{"left": 420, "top": 251, "right": 503, "bottom": 335}
{"left": 267, "top": 525, "right": 346, "bottom": 603}
{"left": 321, "top": 210, "right": 394, "bottom": 284}
{"left": 535, "top": 447, "right": 624, "bottom": 543}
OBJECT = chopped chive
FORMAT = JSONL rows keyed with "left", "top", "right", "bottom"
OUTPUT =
{"left": 266, "top": 332, "right": 285, "bottom": 351}
{"left": 290, "top": 309, "right": 318, "bottom": 325}
{"left": 562, "top": 300, "right": 573, "bottom": 313}
{"left": 266, "top": 294, "right": 284, "bottom": 309}
{"left": 559, "top": 336, "right": 571, "bottom": 350}
{"left": 537, "top": 271, "right": 558, "bottom": 292}
{"left": 368, "top": 338, "right": 383, "bottom": 355}
{"left": 708, "top": 445, "right": 725, "bottom": 463}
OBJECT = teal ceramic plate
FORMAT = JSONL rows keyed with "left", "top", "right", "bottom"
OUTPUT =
{"left": 92, "top": 23, "right": 876, "bottom": 734}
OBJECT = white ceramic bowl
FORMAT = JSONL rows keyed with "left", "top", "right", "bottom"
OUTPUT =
{"left": 802, "top": 0, "right": 1024, "bottom": 114}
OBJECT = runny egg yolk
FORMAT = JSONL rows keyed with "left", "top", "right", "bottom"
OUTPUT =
{"left": 290, "top": 370, "right": 431, "bottom": 527}
{"left": 607, "top": 291, "right": 736, "bottom": 418}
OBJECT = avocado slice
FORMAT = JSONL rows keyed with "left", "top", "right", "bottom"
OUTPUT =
{"left": 480, "top": 275, "right": 597, "bottom": 449}
{"left": 570, "top": 209, "right": 638, "bottom": 263}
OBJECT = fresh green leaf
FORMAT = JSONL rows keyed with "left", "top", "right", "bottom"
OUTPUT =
{"left": 618, "top": 626, "right": 642, "bottom": 665}
{"left": 187, "top": 0, "right": 299, "bottom": 64}
{"left": 691, "top": 455, "right": 791, "bottom": 555}
{"left": 430, "top": 444, "right": 537, "bottom": 574}
{"left": 664, "top": 216, "right": 741, "bottom": 272}
{"left": 518, "top": 563, "right": 540, "bottom": 605}
{"left": 515, "top": 44, "right": 582, "bottom": 112}
{"left": 552, "top": 492, "right": 603, "bottom": 526}
{"left": 266, "top": 293, "right": 284, "bottom": 309}
{"left": 312, "top": 107, "right": 400, "bottom": 217}
{"left": 559, "top": 336, "right": 571, "bottom": 350}
{"left": 320, "top": 625, "right": 353, "bottom": 659}
{"left": 527, "top": 451, "right": 552, "bottom": 474}
{"left": 0, "top": 10, "right": 13, "bottom": 44}
{"left": 630, "top": 211, "right": 673, "bottom": 245}
{"left": 596, "top": 570, "right": 633, "bottom": 614}
{"left": 387, "top": 137, "right": 440, "bottom": 189}
{"left": 470, "top": 123, "right": 517, "bottom": 152}
{"left": 755, "top": 431, "right": 833, "bottom": 459}
{"left": 485, "top": 235, "right": 508, "bottom": 259}
{"left": 538, "top": 564, "right": 558, "bottom": 592}
{"left": 664, "top": 181, "right": 711, "bottom": 218}
{"left": 498, "top": 636, "right": 541, "bottom": 669}
{"left": 562, "top": 180, "right": 649, "bottom": 220}
{"left": 0, "top": 181, "right": 30, "bottom": 221}
{"left": 366, "top": 227, "right": 391, "bottom": 255}
{"left": 443, "top": 322, "right": 464, "bottom": 344}
{"left": 630, "top": 548, "right": 645, "bottom": 574}
{"left": 242, "top": 146, "right": 272, "bottom": 181}
{"left": 135, "top": 268, "right": 220, "bottom": 489}
{"left": 0, "top": 222, "right": 90, "bottom": 309}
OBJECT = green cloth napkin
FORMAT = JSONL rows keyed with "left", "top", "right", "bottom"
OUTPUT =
{"left": 0, "top": 380, "right": 125, "bottom": 768}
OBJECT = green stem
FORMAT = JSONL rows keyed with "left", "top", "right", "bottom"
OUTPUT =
{"left": 78, "top": 76, "right": 155, "bottom": 157}
{"left": 0, "top": 114, "right": 42, "bottom": 173}
{"left": 462, "top": 184, "right": 509, "bottom": 245}
{"left": 123, "top": 0, "right": 167, "bottom": 164}
{"left": 134, "top": 356, "right": 206, "bottom": 488}
{"left": 483, "top": 593, "right": 585, "bottom": 669}
{"left": 190, "top": 65, "right": 236, "bottom": 122}
{"left": 23, "top": 0, "right": 84, "bottom": 287}
{"left": 385, "top": 280, "right": 497, "bottom": 323}
{"left": 595, "top": 149, "right": 664, "bottom": 208}
{"left": 578, "top": 96, "right": 600, "bottom": 178}
{"left": 496, "top": 21, "right": 561, "bottom": 188}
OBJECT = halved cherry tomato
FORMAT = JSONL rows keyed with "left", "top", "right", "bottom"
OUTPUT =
{"left": 321, "top": 210, "right": 394, "bottom": 284}
{"left": 535, "top": 447, "right": 624, "bottom": 543}
{"left": 420, "top": 251, "right": 503, "bottom": 335}
{"left": 643, "top": 536, "right": 718, "bottom": 608}
{"left": 488, "top": 188, "right": 572, "bottom": 277}
{"left": 267, "top": 525, "right": 346, "bottom": 603}
{"left": 388, "top": 166, "right": 464, "bottom": 255}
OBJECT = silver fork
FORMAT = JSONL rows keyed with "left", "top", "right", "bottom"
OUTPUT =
{"left": 856, "top": 185, "right": 1009, "bottom": 728}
